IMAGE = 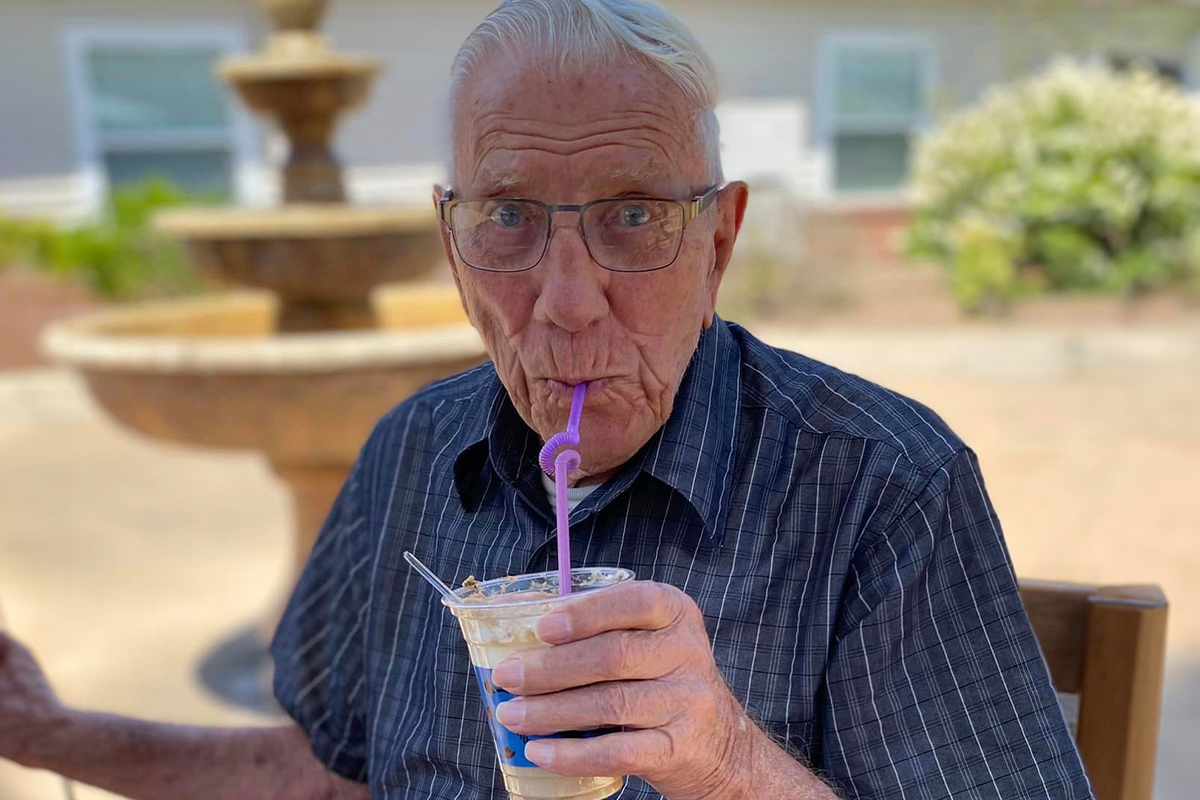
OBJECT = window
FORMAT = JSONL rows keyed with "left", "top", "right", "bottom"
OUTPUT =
{"left": 1187, "top": 33, "right": 1200, "bottom": 92}
{"left": 67, "top": 26, "right": 253, "bottom": 202}
{"left": 1108, "top": 53, "right": 1183, "bottom": 84}
{"left": 819, "top": 36, "right": 934, "bottom": 193}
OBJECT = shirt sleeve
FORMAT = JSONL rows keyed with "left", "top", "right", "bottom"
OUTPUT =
{"left": 818, "top": 449, "right": 1094, "bottom": 800}
{"left": 270, "top": 451, "right": 373, "bottom": 782}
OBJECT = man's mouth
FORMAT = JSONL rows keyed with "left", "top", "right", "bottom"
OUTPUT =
{"left": 547, "top": 378, "right": 610, "bottom": 395}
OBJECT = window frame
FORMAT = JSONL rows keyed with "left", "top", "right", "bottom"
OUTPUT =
{"left": 63, "top": 22, "right": 261, "bottom": 211}
{"left": 815, "top": 31, "right": 938, "bottom": 200}
{"left": 1186, "top": 33, "right": 1200, "bottom": 91}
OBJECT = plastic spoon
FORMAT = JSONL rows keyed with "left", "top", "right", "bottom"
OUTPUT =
{"left": 403, "top": 550, "right": 460, "bottom": 605}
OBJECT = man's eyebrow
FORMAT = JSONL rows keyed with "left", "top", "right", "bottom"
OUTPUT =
{"left": 598, "top": 161, "right": 661, "bottom": 184}
{"left": 474, "top": 168, "right": 529, "bottom": 193}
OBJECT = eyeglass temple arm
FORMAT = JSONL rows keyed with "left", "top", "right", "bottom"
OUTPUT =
{"left": 438, "top": 190, "right": 456, "bottom": 228}
{"left": 685, "top": 185, "right": 721, "bottom": 223}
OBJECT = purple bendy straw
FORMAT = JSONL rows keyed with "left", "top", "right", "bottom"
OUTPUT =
{"left": 538, "top": 382, "right": 588, "bottom": 597}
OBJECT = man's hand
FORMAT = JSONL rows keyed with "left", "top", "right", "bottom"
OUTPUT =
{"left": 0, "top": 631, "right": 367, "bottom": 800}
{"left": 0, "top": 630, "right": 67, "bottom": 767}
{"left": 491, "top": 580, "right": 754, "bottom": 800}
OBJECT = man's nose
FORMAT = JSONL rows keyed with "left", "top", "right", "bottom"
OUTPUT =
{"left": 532, "top": 215, "right": 610, "bottom": 333}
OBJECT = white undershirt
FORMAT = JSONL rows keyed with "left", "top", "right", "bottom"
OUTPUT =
{"left": 540, "top": 472, "right": 602, "bottom": 513}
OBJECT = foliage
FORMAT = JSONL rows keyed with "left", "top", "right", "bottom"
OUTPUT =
{"left": 906, "top": 60, "right": 1200, "bottom": 311}
{"left": 0, "top": 177, "right": 213, "bottom": 300}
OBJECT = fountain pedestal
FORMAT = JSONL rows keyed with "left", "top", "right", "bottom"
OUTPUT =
{"left": 273, "top": 463, "right": 345, "bottom": 580}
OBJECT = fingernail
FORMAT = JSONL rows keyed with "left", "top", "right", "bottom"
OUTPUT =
{"left": 525, "top": 740, "right": 553, "bottom": 765}
{"left": 495, "top": 698, "right": 525, "bottom": 727}
{"left": 536, "top": 612, "right": 571, "bottom": 644}
{"left": 492, "top": 659, "right": 524, "bottom": 690}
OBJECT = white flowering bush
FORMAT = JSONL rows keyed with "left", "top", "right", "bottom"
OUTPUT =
{"left": 907, "top": 60, "right": 1200, "bottom": 310}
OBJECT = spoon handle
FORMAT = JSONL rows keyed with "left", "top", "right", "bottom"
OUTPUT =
{"left": 403, "top": 551, "right": 460, "bottom": 605}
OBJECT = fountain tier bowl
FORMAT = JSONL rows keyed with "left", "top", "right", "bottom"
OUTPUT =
{"left": 155, "top": 205, "right": 443, "bottom": 305}
{"left": 40, "top": 286, "right": 486, "bottom": 466}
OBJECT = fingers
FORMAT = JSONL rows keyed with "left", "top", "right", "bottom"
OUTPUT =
{"left": 494, "top": 629, "right": 682, "bottom": 693}
{"left": 0, "top": 631, "right": 23, "bottom": 661}
{"left": 493, "top": 581, "right": 706, "bottom": 695}
{"left": 524, "top": 728, "right": 676, "bottom": 778}
{"left": 479, "top": 582, "right": 737, "bottom": 796}
{"left": 534, "top": 580, "right": 690, "bottom": 645}
{"left": 495, "top": 679, "right": 679, "bottom": 734}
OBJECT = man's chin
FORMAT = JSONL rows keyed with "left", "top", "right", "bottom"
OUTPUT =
{"left": 528, "top": 409, "right": 653, "bottom": 475}
{"left": 572, "top": 421, "right": 658, "bottom": 480}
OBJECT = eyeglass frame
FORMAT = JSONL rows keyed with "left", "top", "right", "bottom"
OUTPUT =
{"left": 437, "top": 184, "right": 722, "bottom": 273}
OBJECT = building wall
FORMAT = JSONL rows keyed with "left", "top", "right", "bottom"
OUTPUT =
{"left": 0, "top": 0, "right": 263, "bottom": 217}
{"left": 320, "top": 0, "right": 492, "bottom": 170}
{"left": 235, "top": 0, "right": 1019, "bottom": 200}
{"left": 325, "top": 0, "right": 1198, "bottom": 198}
{"left": 3, "top": 0, "right": 1200, "bottom": 219}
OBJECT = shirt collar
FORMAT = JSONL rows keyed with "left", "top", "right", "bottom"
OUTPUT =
{"left": 634, "top": 318, "right": 741, "bottom": 540}
{"left": 452, "top": 318, "right": 741, "bottom": 541}
{"left": 450, "top": 371, "right": 521, "bottom": 511}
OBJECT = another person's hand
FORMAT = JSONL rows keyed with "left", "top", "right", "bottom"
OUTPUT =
{"left": 492, "top": 581, "right": 753, "bottom": 800}
{"left": 0, "top": 630, "right": 66, "bottom": 767}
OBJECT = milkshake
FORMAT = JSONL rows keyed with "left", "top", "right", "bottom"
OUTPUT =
{"left": 445, "top": 567, "right": 635, "bottom": 800}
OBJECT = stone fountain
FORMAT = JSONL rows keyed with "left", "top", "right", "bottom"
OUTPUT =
{"left": 41, "top": 0, "right": 486, "bottom": 709}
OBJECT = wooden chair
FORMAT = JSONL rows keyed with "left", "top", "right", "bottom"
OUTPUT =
{"left": 1020, "top": 580, "right": 1169, "bottom": 800}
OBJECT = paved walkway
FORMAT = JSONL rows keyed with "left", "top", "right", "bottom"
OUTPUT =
{"left": 1, "top": 324, "right": 1198, "bottom": 799}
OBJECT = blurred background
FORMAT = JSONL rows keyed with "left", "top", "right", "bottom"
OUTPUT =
{"left": 1, "top": 0, "right": 1198, "bottom": 798}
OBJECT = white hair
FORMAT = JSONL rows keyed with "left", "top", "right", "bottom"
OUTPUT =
{"left": 449, "top": 0, "right": 723, "bottom": 182}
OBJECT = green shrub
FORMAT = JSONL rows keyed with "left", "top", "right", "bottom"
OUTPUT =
{"left": 0, "top": 216, "right": 54, "bottom": 271}
{"left": 907, "top": 60, "right": 1200, "bottom": 311}
{"left": 0, "top": 176, "right": 213, "bottom": 300}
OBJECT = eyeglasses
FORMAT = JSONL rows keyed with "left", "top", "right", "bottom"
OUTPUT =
{"left": 438, "top": 185, "right": 720, "bottom": 273}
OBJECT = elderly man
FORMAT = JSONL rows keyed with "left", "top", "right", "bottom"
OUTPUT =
{"left": 0, "top": 1, "right": 1094, "bottom": 798}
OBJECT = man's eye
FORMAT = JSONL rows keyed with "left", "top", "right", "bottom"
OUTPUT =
{"left": 490, "top": 204, "right": 525, "bottom": 228}
{"left": 619, "top": 204, "right": 650, "bottom": 227}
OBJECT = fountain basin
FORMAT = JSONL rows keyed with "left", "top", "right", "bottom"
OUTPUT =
{"left": 218, "top": 29, "right": 380, "bottom": 119}
{"left": 221, "top": 58, "right": 378, "bottom": 124}
{"left": 155, "top": 205, "right": 443, "bottom": 306}
{"left": 40, "top": 286, "right": 484, "bottom": 467}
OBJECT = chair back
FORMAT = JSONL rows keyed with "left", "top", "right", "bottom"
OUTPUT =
{"left": 1020, "top": 580, "right": 1169, "bottom": 800}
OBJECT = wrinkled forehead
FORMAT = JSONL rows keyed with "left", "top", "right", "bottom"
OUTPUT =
{"left": 450, "top": 51, "right": 707, "bottom": 200}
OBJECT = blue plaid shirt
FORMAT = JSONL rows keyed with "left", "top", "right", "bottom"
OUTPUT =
{"left": 272, "top": 318, "right": 1093, "bottom": 799}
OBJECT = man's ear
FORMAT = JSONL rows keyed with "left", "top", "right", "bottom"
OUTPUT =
{"left": 703, "top": 181, "right": 749, "bottom": 327}
{"left": 433, "top": 183, "right": 464, "bottom": 297}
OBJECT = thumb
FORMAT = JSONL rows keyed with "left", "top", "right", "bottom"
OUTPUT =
{"left": 0, "top": 631, "right": 18, "bottom": 663}
{"left": 0, "top": 630, "right": 32, "bottom": 664}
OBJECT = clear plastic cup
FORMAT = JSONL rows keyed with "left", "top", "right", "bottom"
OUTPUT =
{"left": 444, "top": 566, "right": 635, "bottom": 800}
